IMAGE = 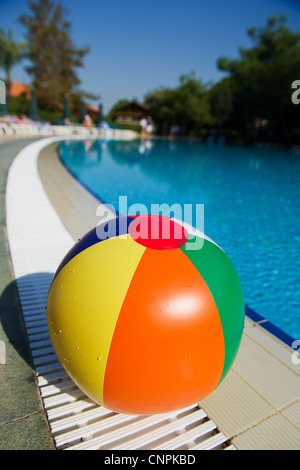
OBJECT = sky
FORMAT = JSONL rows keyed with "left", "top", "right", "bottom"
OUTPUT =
{"left": 0, "top": 0, "right": 300, "bottom": 113}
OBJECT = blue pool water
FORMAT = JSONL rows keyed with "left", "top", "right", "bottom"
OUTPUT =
{"left": 59, "top": 138, "right": 300, "bottom": 340}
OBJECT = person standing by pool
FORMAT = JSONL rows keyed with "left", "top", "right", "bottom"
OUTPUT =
{"left": 83, "top": 114, "right": 92, "bottom": 128}
{"left": 146, "top": 115, "right": 154, "bottom": 137}
{"left": 140, "top": 116, "right": 147, "bottom": 137}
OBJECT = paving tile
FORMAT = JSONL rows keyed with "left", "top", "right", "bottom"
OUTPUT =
{"left": 232, "top": 413, "right": 300, "bottom": 450}
{"left": 199, "top": 368, "right": 274, "bottom": 438}
{"left": 245, "top": 323, "right": 300, "bottom": 373}
{"left": 0, "top": 411, "right": 55, "bottom": 450}
{"left": 233, "top": 334, "right": 300, "bottom": 409}
{"left": 38, "top": 144, "right": 102, "bottom": 241}
{"left": 280, "top": 400, "right": 300, "bottom": 431}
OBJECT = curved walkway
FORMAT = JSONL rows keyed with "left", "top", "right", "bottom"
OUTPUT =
{"left": 0, "top": 137, "right": 55, "bottom": 449}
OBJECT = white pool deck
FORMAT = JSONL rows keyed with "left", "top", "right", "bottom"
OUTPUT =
{"left": 5, "top": 136, "right": 300, "bottom": 450}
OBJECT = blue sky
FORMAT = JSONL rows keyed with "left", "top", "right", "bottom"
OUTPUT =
{"left": 1, "top": 0, "right": 300, "bottom": 113}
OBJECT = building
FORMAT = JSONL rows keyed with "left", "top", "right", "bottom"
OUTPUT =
{"left": 10, "top": 82, "right": 31, "bottom": 100}
{"left": 110, "top": 100, "right": 151, "bottom": 124}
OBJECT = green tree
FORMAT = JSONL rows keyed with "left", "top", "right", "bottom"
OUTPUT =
{"left": 19, "top": 0, "right": 90, "bottom": 113}
{"left": 110, "top": 98, "right": 130, "bottom": 112}
{"left": 217, "top": 15, "right": 300, "bottom": 147}
{"left": 145, "top": 72, "right": 212, "bottom": 136}
{"left": 208, "top": 77, "right": 234, "bottom": 131}
{"left": 143, "top": 87, "right": 176, "bottom": 135}
{"left": 0, "top": 29, "right": 28, "bottom": 105}
{"left": 174, "top": 72, "right": 212, "bottom": 136}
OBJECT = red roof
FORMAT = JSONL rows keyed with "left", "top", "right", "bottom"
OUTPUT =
{"left": 86, "top": 103, "right": 99, "bottom": 113}
{"left": 10, "top": 82, "right": 31, "bottom": 99}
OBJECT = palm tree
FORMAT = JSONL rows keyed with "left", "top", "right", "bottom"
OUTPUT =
{"left": 0, "top": 29, "right": 28, "bottom": 106}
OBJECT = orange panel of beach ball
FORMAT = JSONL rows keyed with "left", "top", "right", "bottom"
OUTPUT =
{"left": 46, "top": 215, "right": 244, "bottom": 415}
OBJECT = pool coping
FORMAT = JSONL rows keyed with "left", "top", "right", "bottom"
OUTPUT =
{"left": 245, "top": 305, "right": 297, "bottom": 349}
{"left": 4, "top": 136, "right": 300, "bottom": 449}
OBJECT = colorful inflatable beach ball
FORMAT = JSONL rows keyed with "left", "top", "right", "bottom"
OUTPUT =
{"left": 47, "top": 215, "right": 244, "bottom": 415}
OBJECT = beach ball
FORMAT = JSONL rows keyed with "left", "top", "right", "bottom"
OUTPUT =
{"left": 47, "top": 215, "right": 244, "bottom": 415}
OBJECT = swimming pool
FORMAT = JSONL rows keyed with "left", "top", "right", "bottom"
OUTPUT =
{"left": 59, "top": 138, "right": 300, "bottom": 341}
